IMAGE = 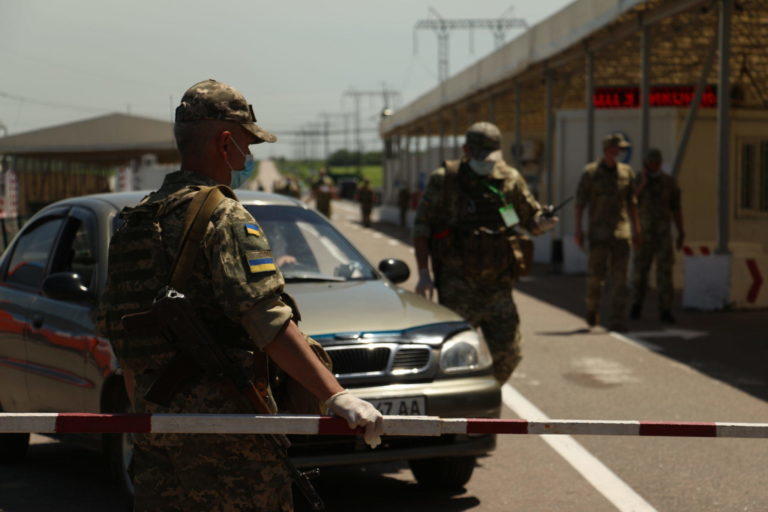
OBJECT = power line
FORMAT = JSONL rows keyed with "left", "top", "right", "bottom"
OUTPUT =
{"left": 413, "top": 6, "right": 528, "bottom": 82}
{"left": 342, "top": 86, "right": 401, "bottom": 173}
{"left": 0, "top": 90, "right": 111, "bottom": 114}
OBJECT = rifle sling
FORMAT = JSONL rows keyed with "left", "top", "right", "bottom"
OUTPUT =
{"left": 169, "top": 185, "right": 237, "bottom": 291}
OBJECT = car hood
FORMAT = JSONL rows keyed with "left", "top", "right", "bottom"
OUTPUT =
{"left": 285, "top": 280, "right": 462, "bottom": 337}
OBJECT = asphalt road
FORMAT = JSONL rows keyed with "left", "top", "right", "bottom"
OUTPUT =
{"left": 1, "top": 196, "right": 766, "bottom": 511}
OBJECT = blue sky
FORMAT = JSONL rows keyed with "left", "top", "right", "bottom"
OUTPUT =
{"left": 0, "top": 0, "right": 572, "bottom": 157}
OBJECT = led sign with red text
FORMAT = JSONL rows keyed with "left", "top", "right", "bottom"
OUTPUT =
{"left": 593, "top": 86, "right": 717, "bottom": 109}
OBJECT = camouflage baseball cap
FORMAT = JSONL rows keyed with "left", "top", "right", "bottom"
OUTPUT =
{"left": 175, "top": 79, "right": 277, "bottom": 144}
{"left": 465, "top": 122, "right": 502, "bottom": 161}
{"left": 602, "top": 132, "right": 630, "bottom": 150}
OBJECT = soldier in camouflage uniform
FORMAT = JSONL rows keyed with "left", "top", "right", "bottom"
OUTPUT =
{"left": 97, "top": 79, "right": 383, "bottom": 512}
{"left": 630, "top": 149, "right": 685, "bottom": 323}
{"left": 575, "top": 133, "right": 642, "bottom": 332}
{"left": 357, "top": 179, "right": 374, "bottom": 227}
{"left": 311, "top": 169, "right": 334, "bottom": 217}
{"left": 414, "top": 122, "right": 558, "bottom": 383}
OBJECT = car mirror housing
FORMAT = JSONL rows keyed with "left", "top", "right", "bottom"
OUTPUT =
{"left": 378, "top": 258, "right": 410, "bottom": 284}
{"left": 42, "top": 272, "right": 93, "bottom": 303}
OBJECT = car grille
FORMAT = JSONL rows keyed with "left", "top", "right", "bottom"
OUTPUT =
{"left": 391, "top": 348, "right": 430, "bottom": 371}
{"left": 328, "top": 346, "right": 390, "bottom": 374}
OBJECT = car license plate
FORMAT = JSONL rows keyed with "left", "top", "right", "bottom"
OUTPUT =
{"left": 368, "top": 396, "right": 426, "bottom": 415}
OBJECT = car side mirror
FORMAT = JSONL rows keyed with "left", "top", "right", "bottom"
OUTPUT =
{"left": 378, "top": 258, "right": 410, "bottom": 284}
{"left": 42, "top": 272, "right": 93, "bottom": 303}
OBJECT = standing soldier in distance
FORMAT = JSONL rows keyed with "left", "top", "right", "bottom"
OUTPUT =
{"left": 630, "top": 148, "right": 685, "bottom": 323}
{"left": 357, "top": 178, "right": 375, "bottom": 227}
{"left": 311, "top": 168, "right": 334, "bottom": 218}
{"left": 574, "top": 133, "right": 642, "bottom": 332}
{"left": 97, "top": 79, "right": 382, "bottom": 511}
{"left": 413, "top": 122, "right": 558, "bottom": 383}
{"left": 398, "top": 183, "right": 411, "bottom": 227}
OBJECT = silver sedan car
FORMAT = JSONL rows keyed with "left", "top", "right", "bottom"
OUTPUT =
{"left": 0, "top": 189, "right": 501, "bottom": 497}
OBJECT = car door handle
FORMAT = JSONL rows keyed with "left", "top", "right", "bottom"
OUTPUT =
{"left": 31, "top": 314, "right": 44, "bottom": 329}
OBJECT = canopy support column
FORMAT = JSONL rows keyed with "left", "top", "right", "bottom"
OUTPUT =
{"left": 716, "top": 0, "right": 732, "bottom": 255}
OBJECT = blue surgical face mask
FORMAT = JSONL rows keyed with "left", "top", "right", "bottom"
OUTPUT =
{"left": 231, "top": 155, "right": 256, "bottom": 189}
{"left": 227, "top": 135, "right": 253, "bottom": 172}
{"left": 469, "top": 159, "right": 495, "bottom": 176}
{"left": 226, "top": 135, "right": 254, "bottom": 188}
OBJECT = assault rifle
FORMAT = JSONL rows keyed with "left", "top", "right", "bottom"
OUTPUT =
{"left": 122, "top": 286, "right": 325, "bottom": 511}
{"left": 543, "top": 196, "right": 573, "bottom": 218}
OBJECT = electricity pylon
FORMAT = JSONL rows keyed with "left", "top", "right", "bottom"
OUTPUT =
{"left": 414, "top": 6, "right": 528, "bottom": 82}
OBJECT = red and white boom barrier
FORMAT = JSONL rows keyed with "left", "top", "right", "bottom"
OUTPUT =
{"left": 1, "top": 413, "right": 766, "bottom": 439}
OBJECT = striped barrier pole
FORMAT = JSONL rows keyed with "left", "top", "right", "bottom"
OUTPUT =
{"left": 0, "top": 413, "right": 766, "bottom": 439}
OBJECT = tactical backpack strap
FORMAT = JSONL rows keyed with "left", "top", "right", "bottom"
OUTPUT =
{"left": 169, "top": 185, "right": 237, "bottom": 291}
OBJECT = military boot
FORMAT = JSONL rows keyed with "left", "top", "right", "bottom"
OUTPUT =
{"left": 660, "top": 310, "right": 676, "bottom": 324}
{"left": 629, "top": 303, "right": 642, "bottom": 320}
{"left": 586, "top": 310, "right": 599, "bottom": 327}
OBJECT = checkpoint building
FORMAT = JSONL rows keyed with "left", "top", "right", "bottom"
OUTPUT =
{"left": 379, "top": 0, "right": 768, "bottom": 310}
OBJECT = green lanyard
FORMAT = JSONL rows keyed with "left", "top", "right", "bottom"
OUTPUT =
{"left": 483, "top": 180, "right": 520, "bottom": 227}
{"left": 483, "top": 181, "right": 508, "bottom": 206}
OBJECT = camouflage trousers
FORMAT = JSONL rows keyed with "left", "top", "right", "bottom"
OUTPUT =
{"left": 437, "top": 276, "right": 521, "bottom": 383}
{"left": 632, "top": 233, "right": 674, "bottom": 310}
{"left": 360, "top": 204, "right": 373, "bottom": 227}
{"left": 131, "top": 434, "right": 293, "bottom": 512}
{"left": 587, "top": 239, "right": 631, "bottom": 325}
{"left": 316, "top": 196, "right": 331, "bottom": 217}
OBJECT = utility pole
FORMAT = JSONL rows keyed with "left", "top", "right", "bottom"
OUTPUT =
{"left": 414, "top": 6, "right": 528, "bottom": 82}
{"left": 318, "top": 112, "right": 354, "bottom": 159}
{"left": 343, "top": 87, "right": 401, "bottom": 174}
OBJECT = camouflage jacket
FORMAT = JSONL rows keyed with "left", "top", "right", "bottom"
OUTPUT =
{"left": 576, "top": 159, "right": 637, "bottom": 242}
{"left": 414, "top": 158, "right": 541, "bottom": 282}
{"left": 96, "top": 170, "right": 292, "bottom": 413}
{"left": 357, "top": 186, "right": 374, "bottom": 205}
{"left": 636, "top": 171, "right": 681, "bottom": 237}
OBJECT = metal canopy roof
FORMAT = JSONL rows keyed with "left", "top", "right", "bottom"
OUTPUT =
{"left": 0, "top": 113, "right": 177, "bottom": 163}
{"left": 381, "top": 0, "right": 647, "bottom": 135}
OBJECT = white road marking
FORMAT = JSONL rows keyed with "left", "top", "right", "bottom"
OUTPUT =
{"left": 387, "top": 240, "right": 399, "bottom": 246}
{"left": 502, "top": 384, "right": 656, "bottom": 512}
{"left": 372, "top": 233, "right": 383, "bottom": 239}
{"left": 609, "top": 331, "right": 663, "bottom": 353}
{"left": 571, "top": 357, "right": 639, "bottom": 385}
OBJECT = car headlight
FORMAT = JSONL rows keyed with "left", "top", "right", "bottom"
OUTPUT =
{"left": 439, "top": 328, "right": 493, "bottom": 373}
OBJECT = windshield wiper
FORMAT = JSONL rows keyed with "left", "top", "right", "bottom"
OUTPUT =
{"left": 283, "top": 273, "right": 347, "bottom": 283}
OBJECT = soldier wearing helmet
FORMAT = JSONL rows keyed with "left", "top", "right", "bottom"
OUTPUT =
{"left": 413, "top": 122, "right": 558, "bottom": 383}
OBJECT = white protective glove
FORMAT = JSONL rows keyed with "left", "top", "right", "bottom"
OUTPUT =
{"left": 534, "top": 212, "right": 559, "bottom": 234}
{"left": 415, "top": 268, "right": 435, "bottom": 300}
{"left": 325, "top": 390, "right": 384, "bottom": 449}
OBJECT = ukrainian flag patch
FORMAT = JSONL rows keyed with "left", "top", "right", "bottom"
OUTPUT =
{"left": 245, "top": 223, "right": 262, "bottom": 237}
{"left": 249, "top": 257, "right": 276, "bottom": 274}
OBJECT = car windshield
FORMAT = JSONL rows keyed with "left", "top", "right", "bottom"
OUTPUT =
{"left": 245, "top": 205, "right": 377, "bottom": 282}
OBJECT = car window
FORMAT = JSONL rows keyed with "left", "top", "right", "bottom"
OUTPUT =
{"left": 5, "top": 217, "right": 66, "bottom": 289}
{"left": 245, "top": 205, "right": 377, "bottom": 282}
{"left": 53, "top": 218, "right": 97, "bottom": 289}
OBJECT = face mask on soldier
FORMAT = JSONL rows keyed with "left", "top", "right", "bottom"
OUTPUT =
{"left": 469, "top": 159, "right": 495, "bottom": 176}
{"left": 225, "top": 134, "right": 251, "bottom": 173}
{"left": 231, "top": 155, "right": 256, "bottom": 188}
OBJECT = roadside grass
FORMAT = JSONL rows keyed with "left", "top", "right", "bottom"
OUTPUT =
{"left": 274, "top": 161, "right": 382, "bottom": 189}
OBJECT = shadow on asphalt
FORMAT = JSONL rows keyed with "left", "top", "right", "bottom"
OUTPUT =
{"left": 516, "top": 265, "right": 768, "bottom": 403}
{"left": 0, "top": 436, "right": 129, "bottom": 512}
{"left": 3, "top": 439, "right": 481, "bottom": 512}
{"left": 360, "top": 219, "right": 768, "bottom": 404}
{"left": 298, "top": 462, "right": 481, "bottom": 512}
